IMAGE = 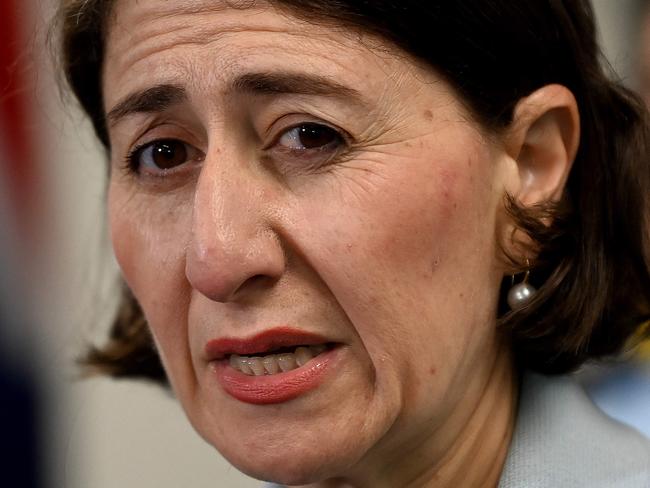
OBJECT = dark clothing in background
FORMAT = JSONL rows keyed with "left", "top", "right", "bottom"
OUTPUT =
{"left": 0, "top": 317, "right": 42, "bottom": 488}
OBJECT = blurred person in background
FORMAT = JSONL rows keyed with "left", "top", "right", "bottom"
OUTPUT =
{"left": 57, "top": 1, "right": 650, "bottom": 487}
{"left": 0, "top": 267, "right": 41, "bottom": 488}
{"left": 1, "top": 1, "right": 45, "bottom": 486}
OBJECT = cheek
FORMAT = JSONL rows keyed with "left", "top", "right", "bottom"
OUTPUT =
{"left": 304, "top": 134, "right": 497, "bottom": 300}
{"left": 295, "top": 132, "right": 500, "bottom": 392}
{"left": 108, "top": 183, "right": 192, "bottom": 368}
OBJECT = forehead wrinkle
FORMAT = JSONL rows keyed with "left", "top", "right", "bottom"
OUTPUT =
{"left": 107, "top": 25, "right": 374, "bottom": 109}
{"left": 111, "top": 0, "right": 270, "bottom": 23}
{"left": 108, "top": 21, "right": 292, "bottom": 82}
{"left": 152, "top": 0, "right": 263, "bottom": 17}
{"left": 104, "top": 1, "right": 436, "bottom": 136}
{"left": 107, "top": 0, "right": 287, "bottom": 72}
{"left": 106, "top": 0, "right": 389, "bottom": 80}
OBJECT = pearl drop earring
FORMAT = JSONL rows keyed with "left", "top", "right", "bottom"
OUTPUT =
{"left": 507, "top": 259, "right": 537, "bottom": 311}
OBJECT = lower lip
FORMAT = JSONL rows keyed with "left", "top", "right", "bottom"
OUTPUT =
{"left": 212, "top": 348, "right": 339, "bottom": 405}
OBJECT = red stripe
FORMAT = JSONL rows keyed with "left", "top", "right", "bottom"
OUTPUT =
{"left": 0, "top": 0, "right": 39, "bottom": 234}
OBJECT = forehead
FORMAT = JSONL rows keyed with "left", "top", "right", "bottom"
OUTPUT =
{"left": 103, "top": 0, "right": 409, "bottom": 110}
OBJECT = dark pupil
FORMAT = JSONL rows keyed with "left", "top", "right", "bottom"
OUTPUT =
{"left": 152, "top": 140, "right": 187, "bottom": 169}
{"left": 298, "top": 124, "right": 337, "bottom": 149}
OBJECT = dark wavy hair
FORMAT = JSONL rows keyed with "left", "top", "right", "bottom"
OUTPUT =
{"left": 57, "top": 0, "right": 650, "bottom": 383}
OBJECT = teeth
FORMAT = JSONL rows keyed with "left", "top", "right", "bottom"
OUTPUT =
{"left": 230, "top": 355, "right": 247, "bottom": 372}
{"left": 311, "top": 344, "right": 327, "bottom": 355}
{"left": 262, "top": 356, "right": 279, "bottom": 374}
{"left": 238, "top": 357, "right": 253, "bottom": 375}
{"left": 229, "top": 355, "right": 239, "bottom": 370}
{"left": 277, "top": 353, "right": 297, "bottom": 372}
{"left": 295, "top": 347, "right": 314, "bottom": 366}
{"left": 247, "top": 357, "right": 265, "bottom": 376}
{"left": 228, "top": 345, "right": 328, "bottom": 376}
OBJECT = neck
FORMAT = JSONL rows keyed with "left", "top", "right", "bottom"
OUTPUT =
{"left": 416, "top": 344, "right": 517, "bottom": 488}
{"left": 305, "top": 339, "right": 518, "bottom": 488}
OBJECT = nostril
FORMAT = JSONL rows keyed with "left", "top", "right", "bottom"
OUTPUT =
{"left": 245, "top": 274, "right": 274, "bottom": 288}
{"left": 229, "top": 274, "right": 278, "bottom": 300}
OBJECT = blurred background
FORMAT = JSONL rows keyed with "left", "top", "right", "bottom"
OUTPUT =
{"left": 1, "top": 1, "right": 648, "bottom": 487}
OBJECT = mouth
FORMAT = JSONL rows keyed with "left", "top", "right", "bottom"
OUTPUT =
{"left": 228, "top": 343, "right": 332, "bottom": 376}
{"left": 205, "top": 327, "right": 340, "bottom": 404}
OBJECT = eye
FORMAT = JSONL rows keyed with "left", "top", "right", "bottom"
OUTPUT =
{"left": 277, "top": 123, "right": 344, "bottom": 152}
{"left": 128, "top": 139, "right": 202, "bottom": 174}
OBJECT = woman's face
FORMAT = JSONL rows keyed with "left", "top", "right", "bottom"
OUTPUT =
{"left": 104, "top": 0, "right": 515, "bottom": 483}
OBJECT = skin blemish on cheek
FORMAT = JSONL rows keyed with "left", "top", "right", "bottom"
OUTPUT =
{"left": 429, "top": 366, "right": 436, "bottom": 376}
{"left": 423, "top": 109, "right": 434, "bottom": 121}
{"left": 435, "top": 168, "right": 461, "bottom": 212}
{"left": 427, "top": 257, "right": 441, "bottom": 276}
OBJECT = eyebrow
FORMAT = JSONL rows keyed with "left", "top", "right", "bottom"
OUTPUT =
{"left": 106, "top": 72, "right": 367, "bottom": 127}
{"left": 107, "top": 84, "right": 186, "bottom": 127}
{"left": 229, "top": 72, "right": 365, "bottom": 102}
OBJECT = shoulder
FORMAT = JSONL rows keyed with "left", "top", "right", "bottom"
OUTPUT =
{"left": 499, "top": 371, "right": 650, "bottom": 488}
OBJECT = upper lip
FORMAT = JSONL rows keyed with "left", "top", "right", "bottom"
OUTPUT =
{"left": 205, "top": 326, "right": 332, "bottom": 361}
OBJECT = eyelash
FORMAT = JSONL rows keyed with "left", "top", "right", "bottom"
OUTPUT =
{"left": 266, "top": 122, "right": 350, "bottom": 168}
{"left": 123, "top": 121, "right": 351, "bottom": 178}
{"left": 124, "top": 139, "right": 200, "bottom": 176}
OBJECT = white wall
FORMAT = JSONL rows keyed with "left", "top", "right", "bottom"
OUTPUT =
{"left": 592, "top": 0, "right": 646, "bottom": 84}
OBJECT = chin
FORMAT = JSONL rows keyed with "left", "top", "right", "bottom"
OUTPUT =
{"left": 226, "top": 447, "right": 346, "bottom": 485}
{"left": 239, "top": 459, "right": 330, "bottom": 486}
{"left": 210, "top": 430, "right": 364, "bottom": 485}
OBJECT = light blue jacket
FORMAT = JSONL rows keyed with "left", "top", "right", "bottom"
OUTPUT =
{"left": 498, "top": 372, "right": 649, "bottom": 487}
{"left": 264, "top": 372, "right": 650, "bottom": 487}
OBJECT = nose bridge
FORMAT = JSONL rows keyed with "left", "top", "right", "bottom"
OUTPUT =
{"left": 192, "top": 156, "right": 245, "bottom": 255}
{"left": 186, "top": 150, "right": 283, "bottom": 301}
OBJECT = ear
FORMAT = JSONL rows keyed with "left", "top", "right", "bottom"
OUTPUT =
{"left": 503, "top": 84, "right": 580, "bottom": 206}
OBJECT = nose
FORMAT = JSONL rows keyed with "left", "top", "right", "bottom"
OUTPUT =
{"left": 185, "top": 153, "right": 285, "bottom": 302}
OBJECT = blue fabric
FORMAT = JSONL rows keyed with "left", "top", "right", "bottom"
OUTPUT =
{"left": 498, "top": 372, "right": 649, "bottom": 487}
{"left": 586, "top": 363, "right": 650, "bottom": 438}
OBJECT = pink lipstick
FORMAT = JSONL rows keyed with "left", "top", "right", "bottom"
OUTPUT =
{"left": 205, "top": 327, "right": 339, "bottom": 405}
